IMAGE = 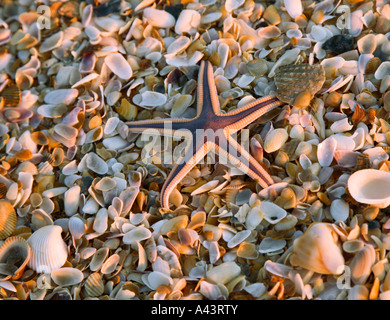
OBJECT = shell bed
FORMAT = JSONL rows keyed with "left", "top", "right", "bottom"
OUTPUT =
{"left": 0, "top": 0, "right": 390, "bottom": 301}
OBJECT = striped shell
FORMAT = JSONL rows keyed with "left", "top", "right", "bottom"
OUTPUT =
{"left": 0, "top": 200, "right": 17, "bottom": 239}
{"left": 274, "top": 63, "right": 325, "bottom": 105}
{"left": 1, "top": 85, "right": 21, "bottom": 107}
{"left": 84, "top": 272, "right": 104, "bottom": 297}
{"left": 0, "top": 236, "right": 31, "bottom": 281}
{"left": 27, "top": 225, "right": 68, "bottom": 273}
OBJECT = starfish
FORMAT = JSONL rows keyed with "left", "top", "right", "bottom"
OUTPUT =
{"left": 126, "top": 61, "right": 284, "bottom": 209}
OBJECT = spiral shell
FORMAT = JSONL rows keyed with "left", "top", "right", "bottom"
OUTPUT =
{"left": 27, "top": 225, "right": 68, "bottom": 273}
{"left": 0, "top": 200, "right": 17, "bottom": 240}
{"left": 0, "top": 236, "right": 31, "bottom": 281}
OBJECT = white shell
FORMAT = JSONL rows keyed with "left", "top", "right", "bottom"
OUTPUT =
{"left": 284, "top": 0, "right": 303, "bottom": 19}
{"left": 27, "top": 225, "right": 68, "bottom": 273}
{"left": 104, "top": 53, "right": 133, "bottom": 80}
{"left": 122, "top": 226, "right": 152, "bottom": 244}
{"left": 68, "top": 215, "right": 86, "bottom": 240}
{"left": 175, "top": 10, "right": 201, "bottom": 35}
{"left": 44, "top": 89, "right": 78, "bottom": 105}
{"left": 206, "top": 261, "right": 241, "bottom": 285}
{"left": 51, "top": 267, "right": 84, "bottom": 286}
{"left": 317, "top": 136, "right": 336, "bottom": 167}
{"left": 260, "top": 201, "right": 287, "bottom": 224}
{"left": 348, "top": 169, "right": 390, "bottom": 208}
{"left": 86, "top": 152, "right": 108, "bottom": 175}
{"left": 143, "top": 8, "right": 175, "bottom": 29}
{"left": 64, "top": 185, "right": 80, "bottom": 217}
{"left": 330, "top": 199, "right": 349, "bottom": 222}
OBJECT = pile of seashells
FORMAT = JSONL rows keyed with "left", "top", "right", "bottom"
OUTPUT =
{"left": 2, "top": 0, "right": 390, "bottom": 301}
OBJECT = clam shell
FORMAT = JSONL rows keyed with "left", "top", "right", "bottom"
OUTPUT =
{"left": 104, "top": 53, "right": 133, "bottom": 80}
{"left": 348, "top": 169, "right": 390, "bottom": 208}
{"left": 143, "top": 7, "right": 175, "bottom": 28}
{"left": 206, "top": 261, "right": 241, "bottom": 285}
{"left": 68, "top": 215, "right": 86, "bottom": 240}
{"left": 350, "top": 245, "right": 376, "bottom": 285}
{"left": 51, "top": 267, "right": 84, "bottom": 287}
{"left": 27, "top": 225, "right": 68, "bottom": 273}
{"left": 290, "top": 223, "right": 345, "bottom": 275}
{"left": 274, "top": 63, "right": 325, "bottom": 105}
{"left": 264, "top": 128, "right": 289, "bottom": 153}
{"left": 44, "top": 89, "right": 78, "bottom": 105}
{"left": 0, "top": 200, "right": 17, "bottom": 240}
{"left": 1, "top": 107, "right": 33, "bottom": 122}
{"left": 0, "top": 236, "right": 31, "bottom": 281}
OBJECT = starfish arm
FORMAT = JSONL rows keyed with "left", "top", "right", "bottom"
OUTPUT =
{"left": 197, "top": 60, "right": 220, "bottom": 116}
{"left": 160, "top": 141, "right": 209, "bottom": 209}
{"left": 216, "top": 134, "right": 274, "bottom": 189}
{"left": 218, "top": 95, "right": 284, "bottom": 132}
{"left": 126, "top": 118, "right": 195, "bottom": 137}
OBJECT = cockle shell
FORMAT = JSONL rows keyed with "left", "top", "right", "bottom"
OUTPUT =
{"left": 0, "top": 236, "right": 31, "bottom": 281}
{"left": 274, "top": 63, "right": 325, "bottom": 106}
{"left": 0, "top": 200, "right": 17, "bottom": 239}
{"left": 27, "top": 225, "right": 68, "bottom": 273}
{"left": 348, "top": 169, "right": 390, "bottom": 208}
{"left": 290, "top": 223, "right": 345, "bottom": 275}
{"left": 84, "top": 272, "right": 104, "bottom": 297}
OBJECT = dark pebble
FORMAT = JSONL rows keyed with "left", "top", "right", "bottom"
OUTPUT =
{"left": 164, "top": 4, "right": 184, "bottom": 20}
{"left": 322, "top": 34, "right": 354, "bottom": 55}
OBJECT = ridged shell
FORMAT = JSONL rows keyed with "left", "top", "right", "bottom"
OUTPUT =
{"left": 27, "top": 225, "right": 68, "bottom": 273}
{"left": 0, "top": 236, "right": 31, "bottom": 281}
{"left": 84, "top": 272, "right": 104, "bottom": 297}
{"left": 1, "top": 85, "right": 21, "bottom": 106}
{"left": 0, "top": 200, "right": 17, "bottom": 239}
{"left": 274, "top": 63, "right": 325, "bottom": 105}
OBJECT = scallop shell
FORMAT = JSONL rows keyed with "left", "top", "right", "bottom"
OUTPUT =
{"left": 274, "top": 63, "right": 325, "bottom": 105}
{"left": 27, "top": 225, "right": 68, "bottom": 273}
{"left": 348, "top": 169, "right": 390, "bottom": 208}
{"left": 0, "top": 200, "right": 17, "bottom": 240}
{"left": 290, "top": 223, "right": 345, "bottom": 275}
{"left": 0, "top": 236, "right": 31, "bottom": 281}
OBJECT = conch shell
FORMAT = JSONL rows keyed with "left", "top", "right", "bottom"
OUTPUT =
{"left": 348, "top": 169, "right": 390, "bottom": 208}
{"left": 27, "top": 225, "right": 68, "bottom": 273}
{"left": 290, "top": 223, "right": 345, "bottom": 275}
